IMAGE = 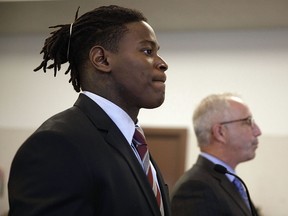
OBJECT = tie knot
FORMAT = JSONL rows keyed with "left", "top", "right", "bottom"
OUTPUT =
{"left": 133, "top": 126, "right": 149, "bottom": 161}
{"left": 133, "top": 126, "right": 147, "bottom": 146}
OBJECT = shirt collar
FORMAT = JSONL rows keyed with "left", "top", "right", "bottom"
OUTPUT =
{"left": 200, "top": 152, "right": 236, "bottom": 182}
{"left": 82, "top": 91, "right": 135, "bottom": 145}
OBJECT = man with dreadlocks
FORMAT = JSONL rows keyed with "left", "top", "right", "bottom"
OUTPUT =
{"left": 8, "top": 5, "right": 170, "bottom": 216}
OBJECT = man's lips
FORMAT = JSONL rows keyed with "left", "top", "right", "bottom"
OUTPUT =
{"left": 153, "top": 74, "right": 166, "bottom": 83}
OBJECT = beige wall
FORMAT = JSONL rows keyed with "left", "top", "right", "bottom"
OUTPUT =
{"left": 1, "top": 29, "right": 288, "bottom": 215}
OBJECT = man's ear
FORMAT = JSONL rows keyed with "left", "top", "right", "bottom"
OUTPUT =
{"left": 89, "top": 46, "right": 111, "bottom": 72}
{"left": 211, "top": 124, "right": 226, "bottom": 143}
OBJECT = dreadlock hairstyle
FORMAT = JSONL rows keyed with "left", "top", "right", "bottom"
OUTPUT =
{"left": 34, "top": 5, "right": 148, "bottom": 92}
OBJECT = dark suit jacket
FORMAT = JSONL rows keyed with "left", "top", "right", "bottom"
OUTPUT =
{"left": 8, "top": 94, "right": 171, "bottom": 216}
{"left": 171, "top": 156, "right": 256, "bottom": 216}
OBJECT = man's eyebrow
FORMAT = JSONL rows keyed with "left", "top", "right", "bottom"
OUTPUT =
{"left": 139, "top": 40, "right": 160, "bottom": 50}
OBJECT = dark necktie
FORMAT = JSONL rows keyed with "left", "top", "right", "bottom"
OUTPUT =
{"left": 133, "top": 126, "right": 164, "bottom": 215}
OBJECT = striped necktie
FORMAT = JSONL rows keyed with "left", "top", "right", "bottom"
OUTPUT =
{"left": 133, "top": 126, "right": 164, "bottom": 215}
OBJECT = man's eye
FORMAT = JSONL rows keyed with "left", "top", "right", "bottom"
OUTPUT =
{"left": 246, "top": 118, "right": 254, "bottom": 126}
{"left": 144, "top": 49, "right": 153, "bottom": 55}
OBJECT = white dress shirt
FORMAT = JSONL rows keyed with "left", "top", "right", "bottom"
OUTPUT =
{"left": 82, "top": 91, "right": 160, "bottom": 187}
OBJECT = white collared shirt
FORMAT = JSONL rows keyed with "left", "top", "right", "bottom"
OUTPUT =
{"left": 82, "top": 91, "right": 135, "bottom": 144}
{"left": 81, "top": 91, "right": 161, "bottom": 187}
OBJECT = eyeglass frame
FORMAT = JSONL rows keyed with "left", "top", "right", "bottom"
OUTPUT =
{"left": 219, "top": 116, "right": 255, "bottom": 127}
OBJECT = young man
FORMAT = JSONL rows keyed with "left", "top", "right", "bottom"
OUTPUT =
{"left": 8, "top": 5, "right": 169, "bottom": 216}
{"left": 171, "top": 93, "right": 262, "bottom": 216}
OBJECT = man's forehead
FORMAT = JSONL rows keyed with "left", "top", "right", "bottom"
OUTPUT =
{"left": 229, "top": 96, "right": 244, "bottom": 104}
{"left": 122, "top": 21, "right": 159, "bottom": 46}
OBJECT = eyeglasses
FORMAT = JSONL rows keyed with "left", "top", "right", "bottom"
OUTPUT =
{"left": 220, "top": 116, "right": 255, "bottom": 127}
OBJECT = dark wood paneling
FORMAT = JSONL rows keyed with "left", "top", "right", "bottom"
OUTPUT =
{"left": 143, "top": 127, "right": 187, "bottom": 193}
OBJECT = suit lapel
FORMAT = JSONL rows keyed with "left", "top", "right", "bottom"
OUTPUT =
{"left": 105, "top": 129, "right": 161, "bottom": 215}
{"left": 74, "top": 94, "right": 161, "bottom": 216}
{"left": 197, "top": 156, "right": 252, "bottom": 216}
{"left": 217, "top": 173, "right": 251, "bottom": 215}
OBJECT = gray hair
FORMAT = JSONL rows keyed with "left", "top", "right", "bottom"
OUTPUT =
{"left": 193, "top": 92, "right": 242, "bottom": 147}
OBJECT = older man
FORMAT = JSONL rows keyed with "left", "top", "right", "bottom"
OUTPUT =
{"left": 171, "top": 93, "right": 261, "bottom": 216}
